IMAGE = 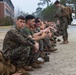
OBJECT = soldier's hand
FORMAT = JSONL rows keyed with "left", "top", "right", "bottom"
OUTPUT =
{"left": 57, "top": 20, "right": 60, "bottom": 25}
{"left": 49, "top": 26, "right": 57, "bottom": 32}
{"left": 34, "top": 42, "right": 39, "bottom": 53}
{"left": 41, "top": 32, "right": 47, "bottom": 39}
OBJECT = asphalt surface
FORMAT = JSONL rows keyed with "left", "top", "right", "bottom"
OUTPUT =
{"left": 0, "top": 28, "right": 9, "bottom": 32}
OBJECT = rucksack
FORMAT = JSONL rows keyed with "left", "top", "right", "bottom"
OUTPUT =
{"left": 61, "top": 5, "right": 72, "bottom": 16}
{"left": 61, "top": 5, "right": 73, "bottom": 24}
{"left": 0, "top": 51, "right": 16, "bottom": 75}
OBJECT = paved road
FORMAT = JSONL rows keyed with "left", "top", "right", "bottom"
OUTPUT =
{"left": 68, "top": 25, "right": 76, "bottom": 32}
{"left": 0, "top": 28, "right": 9, "bottom": 32}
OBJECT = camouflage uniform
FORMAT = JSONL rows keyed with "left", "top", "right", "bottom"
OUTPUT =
{"left": 34, "top": 27, "right": 44, "bottom": 52}
{"left": 34, "top": 28, "right": 51, "bottom": 51}
{"left": 21, "top": 26, "right": 40, "bottom": 60}
{"left": 2, "top": 26, "right": 35, "bottom": 66}
{"left": 55, "top": 5, "right": 68, "bottom": 42}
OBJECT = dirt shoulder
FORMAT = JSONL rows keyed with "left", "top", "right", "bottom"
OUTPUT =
{"left": 0, "top": 32, "right": 6, "bottom": 40}
{"left": 0, "top": 32, "right": 6, "bottom": 50}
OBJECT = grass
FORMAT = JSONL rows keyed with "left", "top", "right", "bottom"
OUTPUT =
{"left": 0, "top": 26, "right": 11, "bottom": 29}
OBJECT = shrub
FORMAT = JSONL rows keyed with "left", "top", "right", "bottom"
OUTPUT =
{"left": 0, "top": 16, "right": 14, "bottom": 26}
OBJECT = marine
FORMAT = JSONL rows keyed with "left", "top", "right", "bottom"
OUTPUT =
{"left": 54, "top": 1, "right": 70, "bottom": 44}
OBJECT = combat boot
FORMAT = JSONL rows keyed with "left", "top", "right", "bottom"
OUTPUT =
{"left": 12, "top": 72, "right": 24, "bottom": 75}
{"left": 60, "top": 40, "right": 69, "bottom": 44}
{"left": 23, "top": 66, "right": 34, "bottom": 71}
{"left": 64, "top": 39, "right": 69, "bottom": 44}
{"left": 17, "top": 67, "right": 29, "bottom": 75}
{"left": 31, "top": 62, "right": 42, "bottom": 69}
{"left": 64, "top": 41, "right": 69, "bottom": 44}
{"left": 48, "top": 47, "right": 58, "bottom": 52}
{"left": 35, "top": 60, "right": 44, "bottom": 64}
{"left": 60, "top": 41, "right": 65, "bottom": 44}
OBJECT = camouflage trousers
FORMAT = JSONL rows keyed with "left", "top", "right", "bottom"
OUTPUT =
{"left": 11, "top": 46, "right": 30, "bottom": 66}
{"left": 28, "top": 47, "right": 40, "bottom": 65}
{"left": 43, "top": 36, "right": 52, "bottom": 48}
{"left": 39, "top": 40, "right": 44, "bottom": 51}
{"left": 11, "top": 46, "right": 39, "bottom": 66}
{"left": 38, "top": 37, "right": 52, "bottom": 51}
{"left": 59, "top": 18, "right": 68, "bottom": 41}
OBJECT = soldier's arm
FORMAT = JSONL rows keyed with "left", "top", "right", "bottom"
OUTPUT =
{"left": 32, "top": 32, "right": 47, "bottom": 41}
{"left": 8, "top": 29, "right": 35, "bottom": 47}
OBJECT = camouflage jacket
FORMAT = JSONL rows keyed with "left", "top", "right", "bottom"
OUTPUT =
{"left": 55, "top": 5, "right": 67, "bottom": 18}
{"left": 55, "top": 5, "right": 68, "bottom": 23}
{"left": 2, "top": 26, "right": 35, "bottom": 59}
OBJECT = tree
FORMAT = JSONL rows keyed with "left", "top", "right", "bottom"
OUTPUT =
{"left": 0, "top": 16, "right": 14, "bottom": 26}
{"left": 38, "top": 2, "right": 44, "bottom": 7}
{"left": 35, "top": 7, "right": 43, "bottom": 19}
{"left": 39, "top": 0, "right": 51, "bottom": 7}
{"left": 60, "top": 0, "right": 66, "bottom": 5}
{"left": 14, "top": 7, "right": 28, "bottom": 18}
{"left": 41, "top": 3, "right": 56, "bottom": 21}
